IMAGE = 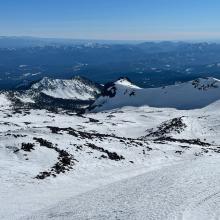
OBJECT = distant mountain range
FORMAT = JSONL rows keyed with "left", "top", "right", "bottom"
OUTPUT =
{"left": 1, "top": 39, "right": 220, "bottom": 90}
{"left": 0, "top": 36, "right": 141, "bottom": 48}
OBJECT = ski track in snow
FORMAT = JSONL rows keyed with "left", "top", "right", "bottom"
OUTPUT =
{"left": 23, "top": 156, "right": 220, "bottom": 220}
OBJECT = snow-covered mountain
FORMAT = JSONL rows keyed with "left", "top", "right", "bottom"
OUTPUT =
{"left": 6, "top": 76, "right": 102, "bottom": 112}
{"left": 31, "top": 76, "right": 101, "bottom": 100}
{"left": 91, "top": 77, "right": 220, "bottom": 111}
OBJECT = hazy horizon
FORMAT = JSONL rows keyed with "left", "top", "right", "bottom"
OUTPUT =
{"left": 1, "top": 0, "right": 220, "bottom": 41}
{"left": 2, "top": 35, "right": 220, "bottom": 44}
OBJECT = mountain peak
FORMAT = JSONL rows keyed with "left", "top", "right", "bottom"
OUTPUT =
{"left": 115, "top": 77, "right": 140, "bottom": 88}
{"left": 30, "top": 76, "right": 101, "bottom": 100}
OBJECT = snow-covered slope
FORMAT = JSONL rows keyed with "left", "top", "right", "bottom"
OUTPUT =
{"left": 31, "top": 76, "right": 101, "bottom": 100}
{"left": 2, "top": 77, "right": 220, "bottom": 219}
{"left": 1, "top": 96, "right": 220, "bottom": 219}
{"left": 91, "top": 77, "right": 220, "bottom": 111}
{"left": 26, "top": 156, "right": 220, "bottom": 220}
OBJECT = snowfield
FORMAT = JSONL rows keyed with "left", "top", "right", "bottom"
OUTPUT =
{"left": 1, "top": 77, "right": 220, "bottom": 219}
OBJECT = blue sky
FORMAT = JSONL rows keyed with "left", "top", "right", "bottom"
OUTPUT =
{"left": 1, "top": 0, "right": 220, "bottom": 40}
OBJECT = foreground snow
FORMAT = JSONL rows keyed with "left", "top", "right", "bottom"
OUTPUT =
{"left": 1, "top": 93, "right": 220, "bottom": 219}
{"left": 24, "top": 156, "right": 220, "bottom": 220}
